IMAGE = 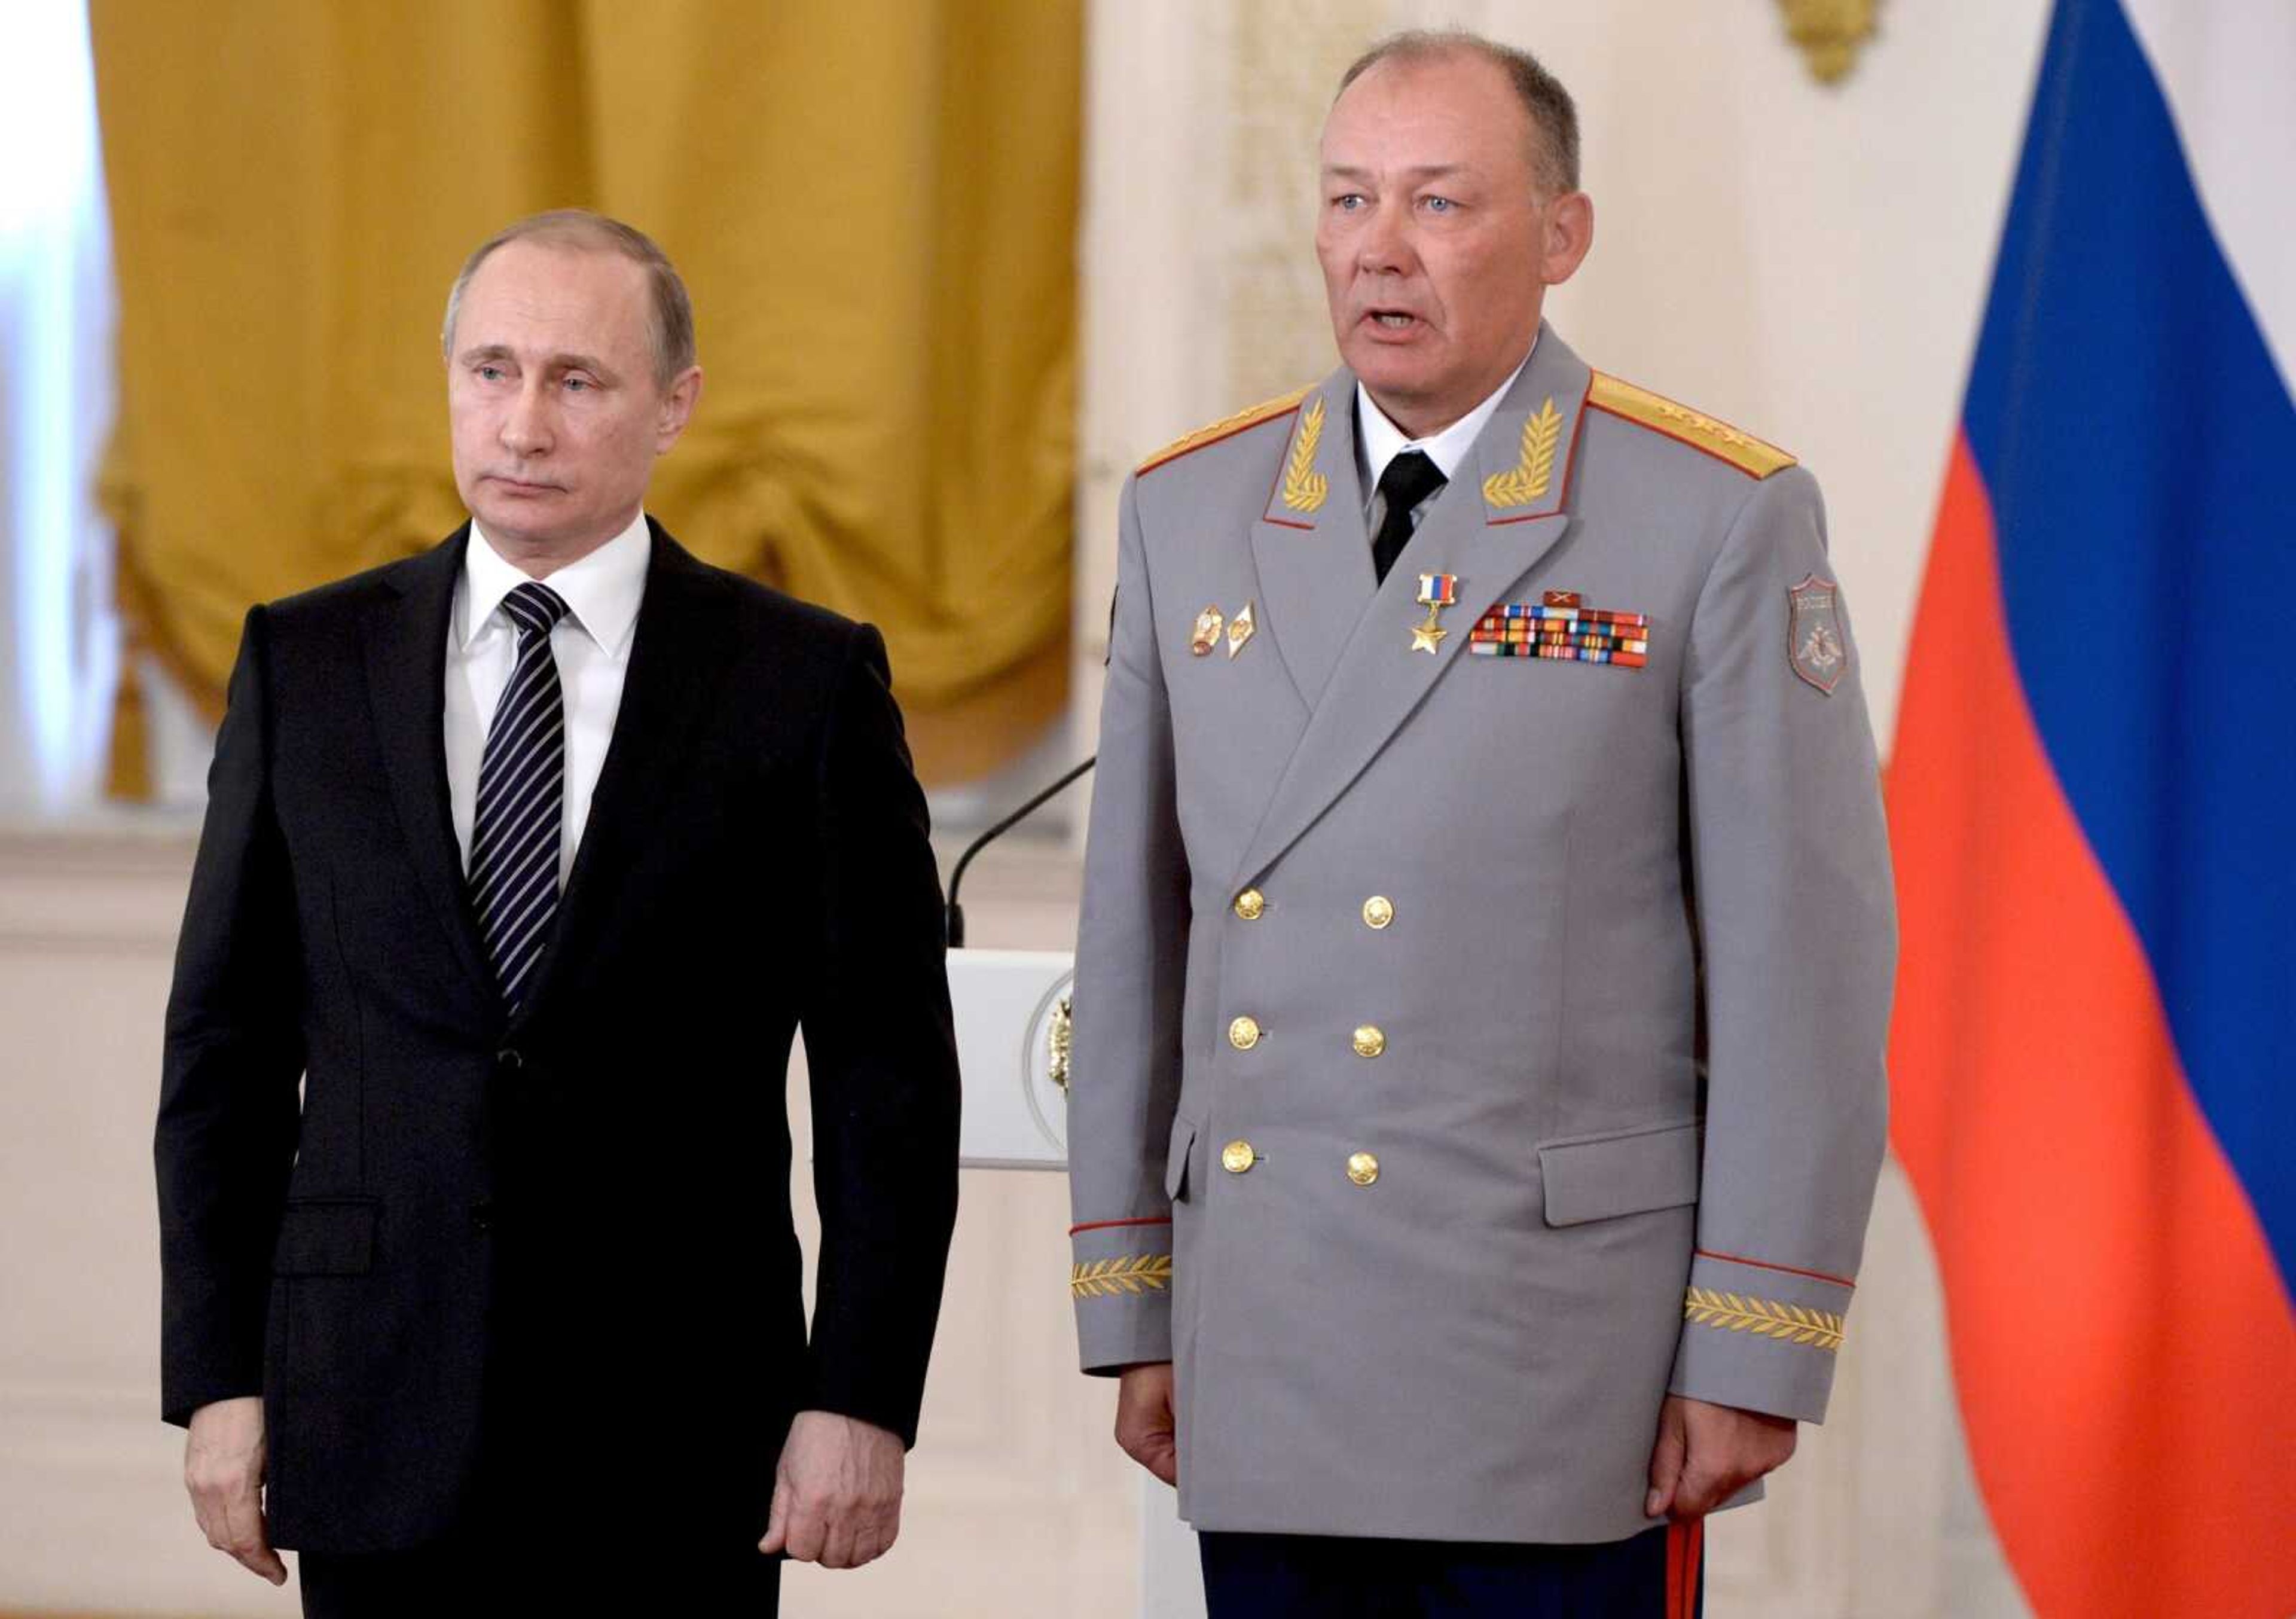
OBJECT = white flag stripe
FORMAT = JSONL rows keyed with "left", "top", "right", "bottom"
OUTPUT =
{"left": 2121, "top": 0, "right": 2296, "bottom": 397}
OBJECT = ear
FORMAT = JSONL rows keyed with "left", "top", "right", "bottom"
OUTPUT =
{"left": 1539, "top": 192, "right": 1595, "bottom": 288}
{"left": 654, "top": 366, "right": 704, "bottom": 453}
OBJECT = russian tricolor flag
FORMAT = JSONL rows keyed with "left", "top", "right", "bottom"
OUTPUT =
{"left": 1888, "top": 1, "right": 2296, "bottom": 1614}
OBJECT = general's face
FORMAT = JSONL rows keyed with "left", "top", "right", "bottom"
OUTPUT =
{"left": 447, "top": 240, "right": 698, "bottom": 559}
{"left": 1316, "top": 52, "right": 1591, "bottom": 439}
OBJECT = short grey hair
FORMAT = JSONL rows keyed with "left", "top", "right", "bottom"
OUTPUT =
{"left": 1339, "top": 29, "right": 1581, "bottom": 197}
{"left": 441, "top": 209, "right": 697, "bottom": 389}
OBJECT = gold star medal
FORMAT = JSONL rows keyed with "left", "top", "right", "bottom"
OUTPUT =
{"left": 1411, "top": 573, "right": 1458, "bottom": 655}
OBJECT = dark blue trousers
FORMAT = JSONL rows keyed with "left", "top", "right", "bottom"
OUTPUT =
{"left": 1199, "top": 1520, "right": 1703, "bottom": 1618}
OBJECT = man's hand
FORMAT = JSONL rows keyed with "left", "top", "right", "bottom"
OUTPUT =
{"left": 1115, "top": 1362, "right": 1178, "bottom": 1486}
{"left": 1645, "top": 1394, "right": 1796, "bottom": 1520}
{"left": 184, "top": 1396, "right": 286, "bottom": 1585}
{"left": 758, "top": 1410, "right": 905, "bottom": 1569}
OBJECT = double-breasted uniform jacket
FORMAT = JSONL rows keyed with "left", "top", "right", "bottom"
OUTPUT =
{"left": 156, "top": 523, "right": 961, "bottom": 1556}
{"left": 1066, "top": 327, "right": 1895, "bottom": 1543}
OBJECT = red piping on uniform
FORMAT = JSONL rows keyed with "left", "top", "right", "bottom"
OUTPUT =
{"left": 1068, "top": 1216, "right": 1174, "bottom": 1236}
{"left": 1694, "top": 1248, "right": 1855, "bottom": 1289}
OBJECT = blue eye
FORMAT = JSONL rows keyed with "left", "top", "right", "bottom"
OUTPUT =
{"left": 1423, "top": 196, "right": 1455, "bottom": 214}
{"left": 563, "top": 376, "right": 591, "bottom": 393}
{"left": 1333, "top": 194, "right": 1365, "bottom": 212}
{"left": 476, "top": 363, "right": 505, "bottom": 382}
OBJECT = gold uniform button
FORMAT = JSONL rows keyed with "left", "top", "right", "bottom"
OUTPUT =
{"left": 1346, "top": 1151, "right": 1380, "bottom": 1187}
{"left": 1351, "top": 1025, "right": 1387, "bottom": 1059}
{"left": 1362, "top": 895, "right": 1394, "bottom": 929}
{"left": 1233, "top": 888, "right": 1266, "bottom": 920}
{"left": 1222, "top": 1139, "right": 1257, "bottom": 1174}
{"left": 1229, "top": 1016, "right": 1263, "bottom": 1050}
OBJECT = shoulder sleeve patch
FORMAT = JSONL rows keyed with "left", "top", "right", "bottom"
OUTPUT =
{"left": 1137, "top": 385, "right": 1314, "bottom": 475}
{"left": 1586, "top": 372, "right": 1796, "bottom": 480}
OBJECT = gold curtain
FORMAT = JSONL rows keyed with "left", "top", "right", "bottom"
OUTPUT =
{"left": 89, "top": 0, "right": 1078, "bottom": 791}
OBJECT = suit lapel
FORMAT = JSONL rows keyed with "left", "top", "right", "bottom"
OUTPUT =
{"left": 1245, "top": 368, "right": 1369, "bottom": 708}
{"left": 509, "top": 522, "right": 737, "bottom": 1032}
{"left": 1232, "top": 328, "right": 1596, "bottom": 888}
{"left": 365, "top": 528, "right": 496, "bottom": 1002}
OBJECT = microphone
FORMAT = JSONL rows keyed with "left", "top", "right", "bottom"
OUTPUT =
{"left": 945, "top": 755, "right": 1096, "bottom": 949}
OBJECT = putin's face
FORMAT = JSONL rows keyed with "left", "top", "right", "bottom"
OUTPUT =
{"left": 1316, "top": 51, "right": 1591, "bottom": 440}
{"left": 446, "top": 240, "right": 699, "bottom": 565}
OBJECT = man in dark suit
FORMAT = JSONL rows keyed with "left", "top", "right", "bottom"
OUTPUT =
{"left": 155, "top": 209, "right": 960, "bottom": 1613}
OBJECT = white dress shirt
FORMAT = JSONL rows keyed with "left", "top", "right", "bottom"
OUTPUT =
{"left": 1355, "top": 337, "right": 1538, "bottom": 530}
{"left": 444, "top": 511, "right": 650, "bottom": 886}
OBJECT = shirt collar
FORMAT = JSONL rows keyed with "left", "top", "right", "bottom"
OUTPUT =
{"left": 1355, "top": 334, "right": 1538, "bottom": 496}
{"left": 460, "top": 510, "right": 651, "bottom": 658}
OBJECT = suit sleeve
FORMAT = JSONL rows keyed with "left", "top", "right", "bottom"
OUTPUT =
{"left": 1066, "top": 473, "right": 1192, "bottom": 1373}
{"left": 155, "top": 606, "right": 307, "bottom": 1426}
{"left": 1671, "top": 465, "right": 1896, "bottom": 1423}
{"left": 798, "top": 623, "right": 961, "bottom": 1447}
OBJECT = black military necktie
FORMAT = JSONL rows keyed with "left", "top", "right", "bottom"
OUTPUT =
{"left": 1370, "top": 449, "right": 1447, "bottom": 585}
{"left": 469, "top": 580, "right": 570, "bottom": 1015}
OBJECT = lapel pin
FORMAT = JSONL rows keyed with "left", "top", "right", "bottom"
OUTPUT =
{"left": 1228, "top": 601, "right": 1257, "bottom": 658}
{"left": 1190, "top": 604, "right": 1224, "bottom": 657}
{"left": 1410, "top": 573, "right": 1458, "bottom": 655}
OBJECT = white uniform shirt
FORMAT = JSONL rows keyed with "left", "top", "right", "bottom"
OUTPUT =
{"left": 443, "top": 511, "right": 650, "bottom": 887}
{"left": 1355, "top": 338, "right": 1537, "bottom": 530}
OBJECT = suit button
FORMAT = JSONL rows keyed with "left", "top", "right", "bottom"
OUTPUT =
{"left": 1352, "top": 1025, "right": 1387, "bottom": 1059}
{"left": 1228, "top": 1016, "right": 1262, "bottom": 1050}
{"left": 496, "top": 1047, "right": 524, "bottom": 1072}
{"left": 1346, "top": 1151, "right": 1381, "bottom": 1187}
{"left": 469, "top": 1200, "right": 494, "bottom": 1234}
{"left": 1362, "top": 895, "right": 1394, "bottom": 929}
{"left": 1221, "top": 1140, "right": 1257, "bottom": 1174}
{"left": 1233, "top": 889, "right": 1266, "bottom": 921}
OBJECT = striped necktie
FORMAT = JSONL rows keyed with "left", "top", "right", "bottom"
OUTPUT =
{"left": 469, "top": 580, "right": 570, "bottom": 1014}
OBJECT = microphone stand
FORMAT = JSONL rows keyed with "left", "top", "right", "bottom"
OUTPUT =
{"left": 945, "top": 756, "right": 1097, "bottom": 949}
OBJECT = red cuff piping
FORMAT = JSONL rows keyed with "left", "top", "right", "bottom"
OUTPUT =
{"left": 1695, "top": 1248, "right": 1855, "bottom": 1289}
{"left": 1069, "top": 1216, "right": 1174, "bottom": 1236}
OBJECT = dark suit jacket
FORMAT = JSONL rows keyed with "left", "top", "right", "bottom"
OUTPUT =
{"left": 155, "top": 522, "right": 961, "bottom": 1555}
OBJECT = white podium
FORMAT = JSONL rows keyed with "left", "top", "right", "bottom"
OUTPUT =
{"left": 948, "top": 947, "right": 1204, "bottom": 1619}
{"left": 951, "top": 947, "right": 1076, "bottom": 1170}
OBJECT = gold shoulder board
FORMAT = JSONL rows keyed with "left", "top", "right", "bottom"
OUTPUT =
{"left": 1137, "top": 386, "right": 1314, "bottom": 476}
{"left": 1586, "top": 373, "right": 1796, "bottom": 480}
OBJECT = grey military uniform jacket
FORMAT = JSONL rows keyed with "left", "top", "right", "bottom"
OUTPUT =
{"left": 1066, "top": 325, "right": 1895, "bottom": 1544}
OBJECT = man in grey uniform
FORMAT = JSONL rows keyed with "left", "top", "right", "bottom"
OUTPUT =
{"left": 1066, "top": 29, "right": 1894, "bottom": 1615}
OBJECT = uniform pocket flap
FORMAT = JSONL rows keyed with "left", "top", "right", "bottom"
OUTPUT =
{"left": 1539, "top": 1121, "right": 1702, "bottom": 1227}
{"left": 1164, "top": 1114, "right": 1198, "bottom": 1202}
{"left": 272, "top": 1198, "right": 378, "bottom": 1276}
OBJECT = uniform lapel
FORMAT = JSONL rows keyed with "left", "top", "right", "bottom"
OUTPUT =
{"left": 1232, "top": 328, "right": 1596, "bottom": 888}
{"left": 1245, "top": 368, "right": 1370, "bottom": 708}
{"left": 508, "top": 522, "right": 736, "bottom": 1032}
{"left": 365, "top": 528, "right": 496, "bottom": 1002}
